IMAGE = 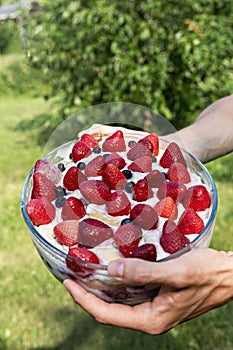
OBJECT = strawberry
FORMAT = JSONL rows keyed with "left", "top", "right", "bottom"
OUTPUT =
{"left": 102, "top": 130, "right": 126, "bottom": 152}
{"left": 102, "top": 163, "right": 127, "bottom": 190}
{"left": 26, "top": 198, "right": 56, "bottom": 226}
{"left": 167, "top": 162, "right": 191, "bottom": 184}
{"left": 84, "top": 155, "right": 106, "bottom": 177}
{"left": 80, "top": 133, "right": 99, "bottom": 148}
{"left": 132, "top": 178, "right": 153, "bottom": 202}
{"left": 79, "top": 180, "right": 111, "bottom": 204}
{"left": 138, "top": 138, "right": 153, "bottom": 153}
{"left": 157, "top": 180, "right": 187, "bottom": 202}
{"left": 114, "top": 223, "right": 142, "bottom": 257}
{"left": 145, "top": 169, "right": 166, "bottom": 188}
{"left": 130, "top": 203, "right": 159, "bottom": 230}
{"left": 178, "top": 208, "right": 204, "bottom": 235}
{"left": 61, "top": 196, "right": 86, "bottom": 221}
{"left": 54, "top": 220, "right": 79, "bottom": 246}
{"left": 71, "top": 141, "right": 91, "bottom": 162}
{"left": 160, "top": 142, "right": 186, "bottom": 168}
{"left": 128, "top": 156, "right": 152, "bottom": 173}
{"left": 131, "top": 243, "right": 157, "bottom": 261}
{"left": 127, "top": 142, "right": 152, "bottom": 161}
{"left": 160, "top": 220, "right": 190, "bottom": 254}
{"left": 106, "top": 191, "right": 131, "bottom": 217}
{"left": 66, "top": 246, "right": 100, "bottom": 272}
{"left": 144, "top": 133, "right": 159, "bottom": 156}
{"left": 31, "top": 172, "right": 56, "bottom": 201}
{"left": 63, "top": 166, "right": 87, "bottom": 191}
{"left": 105, "top": 152, "right": 126, "bottom": 169}
{"left": 34, "top": 159, "right": 61, "bottom": 184}
{"left": 155, "top": 196, "right": 178, "bottom": 219}
{"left": 78, "top": 218, "right": 114, "bottom": 247}
{"left": 182, "top": 185, "right": 211, "bottom": 211}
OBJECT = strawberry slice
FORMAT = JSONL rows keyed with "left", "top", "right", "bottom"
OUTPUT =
{"left": 132, "top": 178, "right": 153, "bottom": 202}
{"left": 131, "top": 243, "right": 157, "bottom": 261}
{"left": 178, "top": 208, "right": 204, "bottom": 235}
{"left": 80, "top": 133, "right": 99, "bottom": 148}
{"left": 78, "top": 218, "right": 114, "bottom": 247}
{"left": 54, "top": 220, "right": 79, "bottom": 246}
{"left": 26, "top": 198, "right": 56, "bottom": 226}
{"left": 71, "top": 141, "right": 91, "bottom": 162}
{"left": 31, "top": 172, "right": 56, "bottom": 201}
{"left": 138, "top": 138, "right": 153, "bottom": 153}
{"left": 160, "top": 220, "right": 190, "bottom": 254}
{"left": 85, "top": 155, "right": 106, "bottom": 177}
{"left": 144, "top": 133, "right": 159, "bottom": 156}
{"left": 155, "top": 196, "right": 178, "bottom": 220}
{"left": 167, "top": 162, "right": 191, "bottom": 184}
{"left": 66, "top": 246, "right": 100, "bottom": 272}
{"left": 160, "top": 142, "right": 186, "bottom": 168}
{"left": 127, "top": 142, "right": 152, "bottom": 161}
{"left": 79, "top": 180, "right": 111, "bottom": 204}
{"left": 105, "top": 152, "right": 126, "bottom": 169}
{"left": 63, "top": 166, "right": 87, "bottom": 191}
{"left": 157, "top": 180, "right": 187, "bottom": 202}
{"left": 182, "top": 185, "right": 211, "bottom": 211}
{"left": 61, "top": 196, "right": 86, "bottom": 221}
{"left": 130, "top": 203, "right": 159, "bottom": 230}
{"left": 102, "top": 163, "right": 127, "bottom": 190}
{"left": 34, "top": 159, "right": 61, "bottom": 184}
{"left": 106, "top": 191, "right": 131, "bottom": 217}
{"left": 102, "top": 130, "right": 126, "bottom": 152}
{"left": 114, "top": 223, "right": 142, "bottom": 257}
{"left": 145, "top": 169, "right": 166, "bottom": 188}
{"left": 128, "top": 156, "right": 152, "bottom": 173}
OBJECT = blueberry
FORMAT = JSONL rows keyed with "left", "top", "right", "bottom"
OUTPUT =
{"left": 55, "top": 196, "right": 66, "bottom": 208}
{"left": 103, "top": 153, "right": 110, "bottom": 160}
{"left": 125, "top": 181, "right": 135, "bottom": 193}
{"left": 122, "top": 169, "right": 132, "bottom": 179}
{"left": 93, "top": 146, "right": 101, "bottom": 154}
{"left": 151, "top": 156, "right": 157, "bottom": 163}
{"left": 77, "top": 161, "right": 86, "bottom": 170}
{"left": 121, "top": 218, "right": 132, "bottom": 225}
{"left": 162, "top": 172, "right": 168, "bottom": 179}
{"left": 128, "top": 140, "right": 137, "bottom": 148}
{"left": 55, "top": 186, "right": 66, "bottom": 198}
{"left": 57, "top": 162, "right": 65, "bottom": 172}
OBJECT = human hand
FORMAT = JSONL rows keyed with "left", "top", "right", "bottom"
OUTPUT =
{"left": 63, "top": 248, "right": 233, "bottom": 334}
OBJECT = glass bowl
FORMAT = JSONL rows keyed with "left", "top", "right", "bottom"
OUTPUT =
{"left": 20, "top": 130, "right": 218, "bottom": 305}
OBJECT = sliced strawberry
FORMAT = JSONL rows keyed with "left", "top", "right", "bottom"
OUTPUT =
{"left": 106, "top": 191, "right": 131, "bottom": 217}
{"left": 34, "top": 159, "right": 61, "bottom": 184}
{"left": 145, "top": 169, "right": 166, "bottom": 188}
{"left": 71, "top": 141, "right": 91, "bottom": 162}
{"left": 130, "top": 203, "right": 159, "bottom": 230}
{"left": 61, "top": 196, "right": 86, "bottom": 221}
{"left": 102, "top": 130, "right": 126, "bottom": 152}
{"left": 54, "top": 220, "right": 79, "bottom": 246}
{"left": 66, "top": 246, "right": 100, "bottom": 272}
{"left": 167, "top": 162, "right": 191, "bottom": 184}
{"left": 138, "top": 138, "right": 153, "bottom": 153}
{"left": 80, "top": 133, "right": 99, "bottom": 148}
{"left": 132, "top": 178, "right": 153, "bottom": 202}
{"left": 131, "top": 243, "right": 157, "bottom": 261}
{"left": 182, "top": 185, "right": 211, "bottom": 211}
{"left": 85, "top": 155, "right": 106, "bottom": 177}
{"left": 26, "top": 198, "right": 56, "bottom": 226}
{"left": 31, "top": 172, "right": 56, "bottom": 201}
{"left": 155, "top": 196, "right": 178, "bottom": 220}
{"left": 128, "top": 156, "right": 152, "bottom": 173}
{"left": 63, "top": 166, "right": 87, "bottom": 191}
{"left": 114, "top": 223, "right": 142, "bottom": 257}
{"left": 127, "top": 142, "right": 152, "bottom": 161}
{"left": 78, "top": 218, "right": 114, "bottom": 247}
{"left": 160, "top": 142, "right": 186, "bottom": 168}
{"left": 157, "top": 180, "right": 187, "bottom": 202}
{"left": 160, "top": 220, "right": 190, "bottom": 254}
{"left": 79, "top": 180, "right": 111, "bottom": 204}
{"left": 144, "top": 133, "right": 159, "bottom": 156}
{"left": 102, "top": 163, "right": 127, "bottom": 190}
{"left": 105, "top": 152, "right": 126, "bottom": 169}
{"left": 178, "top": 208, "right": 204, "bottom": 235}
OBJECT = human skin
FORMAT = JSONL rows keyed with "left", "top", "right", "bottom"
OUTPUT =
{"left": 64, "top": 94, "right": 233, "bottom": 334}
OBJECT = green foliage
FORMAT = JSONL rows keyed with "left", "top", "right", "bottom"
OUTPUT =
{"left": 0, "top": 21, "right": 16, "bottom": 53}
{"left": 26, "top": 0, "right": 233, "bottom": 128}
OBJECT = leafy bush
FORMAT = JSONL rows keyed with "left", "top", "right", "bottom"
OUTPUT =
{"left": 0, "top": 20, "right": 16, "bottom": 53}
{"left": 26, "top": 0, "right": 233, "bottom": 129}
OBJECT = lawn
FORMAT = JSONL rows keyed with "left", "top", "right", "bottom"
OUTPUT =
{"left": 0, "top": 92, "right": 232, "bottom": 350}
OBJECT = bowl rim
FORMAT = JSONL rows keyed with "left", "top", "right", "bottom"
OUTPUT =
{"left": 20, "top": 138, "right": 218, "bottom": 271}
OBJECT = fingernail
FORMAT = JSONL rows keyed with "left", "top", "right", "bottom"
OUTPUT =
{"left": 108, "top": 260, "right": 124, "bottom": 278}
